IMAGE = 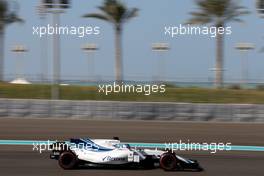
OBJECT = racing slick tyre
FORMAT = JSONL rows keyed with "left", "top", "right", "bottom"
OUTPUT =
{"left": 58, "top": 151, "right": 78, "bottom": 170}
{"left": 159, "top": 152, "right": 178, "bottom": 171}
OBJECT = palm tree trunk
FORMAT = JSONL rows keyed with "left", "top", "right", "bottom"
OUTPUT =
{"left": 0, "top": 27, "right": 4, "bottom": 82}
{"left": 215, "top": 24, "right": 224, "bottom": 88}
{"left": 115, "top": 26, "right": 123, "bottom": 84}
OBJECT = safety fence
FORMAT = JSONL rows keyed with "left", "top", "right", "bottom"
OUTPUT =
{"left": 0, "top": 99, "right": 263, "bottom": 122}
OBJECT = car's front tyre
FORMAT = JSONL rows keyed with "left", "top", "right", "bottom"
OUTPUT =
{"left": 159, "top": 152, "right": 179, "bottom": 171}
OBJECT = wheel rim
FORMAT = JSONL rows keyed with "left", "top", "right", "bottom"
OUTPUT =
{"left": 61, "top": 154, "right": 74, "bottom": 166}
{"left": 160, "top": 154, "right": 177, "bottom": 170}
{"left": 59, "top": 152, "right": 76, "bottom": 169}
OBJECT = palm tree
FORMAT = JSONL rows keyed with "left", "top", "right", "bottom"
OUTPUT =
{"left": 0, "top": 0, "right": 23, "bottom": 81}
{"left": 256, "top": 0, "right": 264, "bottom": 15}
{"left": 257, "top": 0, "right": 264, "bottom": 53}
{"left": 83, "top": 0, "right": 138, "bottom": 84}
{"left": 187, "top": 0, "right": 248, "bottom": 88}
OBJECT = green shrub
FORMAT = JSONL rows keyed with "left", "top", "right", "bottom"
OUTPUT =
{"left": 256, "top": 85, "right": 264, "bottom": 91}
{"left": 228, "top": 84, "right": 241, "bottom": 90}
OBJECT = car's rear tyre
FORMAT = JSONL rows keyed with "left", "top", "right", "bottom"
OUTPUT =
{"left": 58, "top": 151, "right": 78, "bottom": 170}
{"left": 159, "top": 152, "right": 178, "bottom": 171}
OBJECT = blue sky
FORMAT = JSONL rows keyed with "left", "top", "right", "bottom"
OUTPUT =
{"left": 4, "top": 0, "right": 264, "bottom": 82}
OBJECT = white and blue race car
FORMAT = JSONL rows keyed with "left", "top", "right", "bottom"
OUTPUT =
{"left": 50, "top": 137, "right": 203, "bottom": 171}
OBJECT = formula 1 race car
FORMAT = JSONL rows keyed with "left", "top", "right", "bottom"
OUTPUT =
{"left": 50, "top": 137, "right": 203, "bottom": 171}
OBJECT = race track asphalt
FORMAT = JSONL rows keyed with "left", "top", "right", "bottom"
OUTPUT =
{"left": 0, "top": 118, "right": 264, "bottom": 176}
